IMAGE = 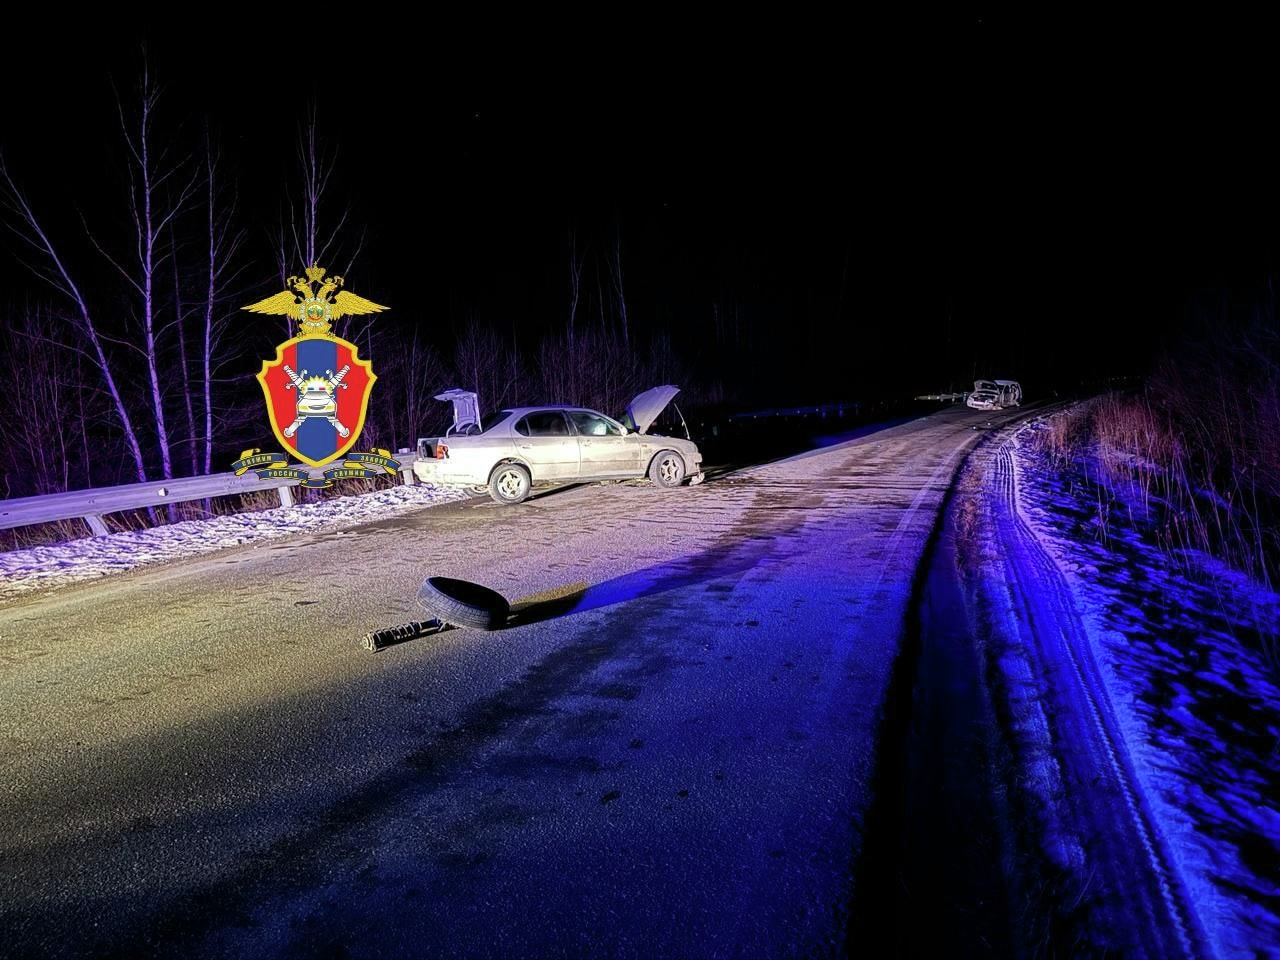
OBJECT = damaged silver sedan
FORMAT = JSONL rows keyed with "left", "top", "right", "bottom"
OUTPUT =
{"left": 413, "top": 386, "right": 705, "bottom": 505}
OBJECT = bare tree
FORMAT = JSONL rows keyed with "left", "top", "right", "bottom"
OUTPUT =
{"left": 565, "top": 228, "right": 585, "bottom": 402}
{"left": 609, "top": 218, "right": 630, "bottom": 348}
{"left": 99, "top": 53, "right": 200, "bottom": 484}
{"left": 268, "top": 101, "right": 369, "bottom": 342}
{"left": 0, "top": 154, "right": 150, "bottom": 485}
{"left": 363, "top": 326, "right": 451, "bottom": 454}
{"left": 0, "top": 303, "right": 86, "bottom": 496}
{"left": 452, "top": 318, "right": 522, "bottom": 414}
{"left": 0, "top": 47, "right": 260, "bottom": 501}
{"left": 196, "top": 125, "right": 248, "bottom": 475}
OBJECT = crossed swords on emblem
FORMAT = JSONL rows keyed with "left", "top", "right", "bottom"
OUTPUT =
{"left": 282, "top": 363, "right": 352, "bottom": 438}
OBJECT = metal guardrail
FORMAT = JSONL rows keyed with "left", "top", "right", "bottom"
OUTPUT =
{"left": 0, "top": 456, "right": 421, "bottom": 538}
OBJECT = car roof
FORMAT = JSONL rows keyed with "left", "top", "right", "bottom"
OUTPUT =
{"left": 496, "top": 405, "right": 608, "bottom": 416}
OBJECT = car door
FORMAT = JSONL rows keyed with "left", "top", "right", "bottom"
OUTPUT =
{"left": 568, "top": 410, "right": 643, "bottom": 478}
{"left": 513, "top": 410, "right": 581, "bottom": 481}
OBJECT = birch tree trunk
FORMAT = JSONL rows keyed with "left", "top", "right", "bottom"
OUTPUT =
{"left": 109, "top": 56, "right": 199, "bottom": 484}
{"left": 199, "top": 126, "right": 247, "bottom": 476}
{"left": 610, "top": 220, "right": 630, "bottom": 348}
{"left": 169, "top": 223, "right": 199, "bottom": 476}
{"left": 566, "top": 228, "right": 583, "bottom": 403}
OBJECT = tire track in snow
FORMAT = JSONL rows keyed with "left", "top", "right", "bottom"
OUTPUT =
{"left": 844, "top": 412, "right": 1026, "bottom": 954}
{"left": 990, "top": 429, "right": 1209, "bottom": 958}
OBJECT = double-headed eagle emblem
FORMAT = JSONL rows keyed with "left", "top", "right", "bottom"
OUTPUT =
{"left": 242, "top": 264, "right": 387, "bottom": 337}
{"left": 241, "top": 264, "right": 386, "bottom": 469}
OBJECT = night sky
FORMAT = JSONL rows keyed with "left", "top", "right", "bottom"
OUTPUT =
{"left": 3, "top": 15, "right": 1278, "bottom": 405}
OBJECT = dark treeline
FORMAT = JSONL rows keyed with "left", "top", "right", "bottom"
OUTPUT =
{"left": 0, "top": 45, "right": 977, "bottom": 501}
{"left": 0, "top": 55, "right": 752, "bottom": 500}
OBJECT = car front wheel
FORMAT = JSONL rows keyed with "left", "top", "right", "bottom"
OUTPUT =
{"left": 489, "top": 463, "right": 532, "bottom": 504}
{"left": 648, "top": 450, "right": 687, "bottom": 488}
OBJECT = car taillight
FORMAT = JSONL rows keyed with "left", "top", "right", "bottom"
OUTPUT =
{"left": 436, "top": 444, "right": 448, "bottom": 460}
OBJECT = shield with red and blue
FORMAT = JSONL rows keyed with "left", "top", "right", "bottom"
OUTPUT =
{"left": 257, "top": 335, "right": 376, "bottom": 467}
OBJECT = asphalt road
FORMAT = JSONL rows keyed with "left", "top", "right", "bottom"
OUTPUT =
{"left": 0, "top": 404, "right": 1029, "bottom": 959}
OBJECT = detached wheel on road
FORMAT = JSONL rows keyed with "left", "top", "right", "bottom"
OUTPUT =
{"left": 648, "top": 450, "right": 687, "bottom": 487}
{"left": 418, "top": 576, "right": 510, "bottom": 630}
{"left": 489, "top": 463, "right": 532, "bottom": 504}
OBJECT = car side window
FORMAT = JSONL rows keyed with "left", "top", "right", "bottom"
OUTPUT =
{"left": 516, "top": 411, "right": 570, "bottom": 437}
{"left": 569, "top": 412, "right": 621, "bottom": 437}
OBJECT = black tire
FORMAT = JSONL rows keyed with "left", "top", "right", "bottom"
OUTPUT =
{"left": 648, "top": 450, "right": 687, "bottom": 488}
{"left": 489, "top": 462, "right": 532, "bottom": 504}
{"left": 417, "top": 576, "right": 510, "bottom": 630}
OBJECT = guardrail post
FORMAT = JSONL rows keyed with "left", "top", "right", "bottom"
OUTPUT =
{"left": 278, "top": 486, "right": 294, "bottom": 509}
{"left": 397, "top": 449, "right": 415, "bottom": 486}
{"left": 85, "top": 515, "right": 109, "bottom": 537}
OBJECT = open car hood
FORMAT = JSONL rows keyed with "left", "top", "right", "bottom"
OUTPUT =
{"left": 626, "top": 385, "right": 681, "bottom": 434}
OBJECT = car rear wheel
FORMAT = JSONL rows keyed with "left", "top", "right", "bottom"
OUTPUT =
{"left": 648, "top": 450, "right": 687, "bottom": 488}
{"left": 489, "top": 463, "right": 532, "bottom": 504}
{"left": 418, "top": 576, "right": 510, "bottom": 629}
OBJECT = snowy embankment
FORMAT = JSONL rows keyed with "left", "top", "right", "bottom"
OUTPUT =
{"left": 964, "top": 415, "right": 1280, "bottom": 957}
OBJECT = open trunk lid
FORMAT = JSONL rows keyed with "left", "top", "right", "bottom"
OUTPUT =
{"left": 436, "top": 388, "right": 480, "bottom": 434}
{"left": 416, "top": 388, "right": 480, "bottom": 459}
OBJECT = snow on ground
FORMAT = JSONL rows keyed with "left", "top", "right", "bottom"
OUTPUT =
{"left": 1008, "top": 418, "right": 1280, "bottom": 958}
{"left": 1, "top": 416, "right": 1278, "bottom": 954}
{"left": 0, "top": 483, "right": 470, "bottom": 605}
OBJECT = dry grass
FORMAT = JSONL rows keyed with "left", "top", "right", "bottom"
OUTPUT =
{"left": 1033, "top": 402, "right": 1096, "bottom": 468}
{"left": 1043, "top": 376, "right": 1280, "bottom": 594}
